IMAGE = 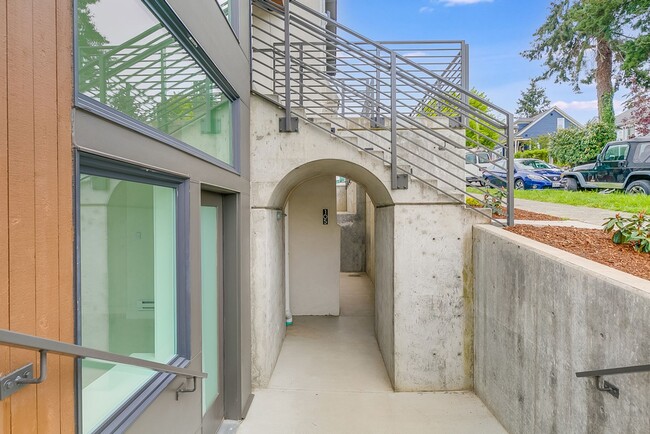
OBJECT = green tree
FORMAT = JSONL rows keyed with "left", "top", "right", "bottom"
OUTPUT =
{"left": 77, "top": 0, "right": 109, "bottom": 94}
{"left": 422, "top": 88, "right": 502, "bottom": 149}
{"left": 522, "top": 0, "right": 649, "bottom": 127}
{"left": 548, "top": 122, "right": 615, "bottom": 166}
{"left": 516, "top": 80, "right": 551, "bottom": 118}
{"left": 466, "top": 89, "right": 502, "bottom": 149}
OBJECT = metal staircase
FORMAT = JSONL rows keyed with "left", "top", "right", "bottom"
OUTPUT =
{"left": 251, "top": 0, "right": 514, "bottom": 225}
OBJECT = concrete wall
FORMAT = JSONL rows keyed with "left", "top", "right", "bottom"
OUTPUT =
{"left": 392, "top": 204, "right": 485, "bottom": 391}
{"left": 337, "top": 181, "right": 366, "bottom": 272}
{"left": 288, "top": 176, "right": 341, "bottom": 315}
{"left": 374, "top": 206, "right": 394, "bottom": 385}
{"left": 474, "top": 225, "right": 650, "bottom": 434}
{"left": 365, "top": 195, "right": 376, "bottom": 284}
{"left": 250, "top": 209, "right": 285, "bottom": 388}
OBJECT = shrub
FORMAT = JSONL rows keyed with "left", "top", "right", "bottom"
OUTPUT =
{"left": 603, "top": 212, "right": 650, "bottom": 253}
{"left": 549, "top": 122, "right": 616, "bottom": 166}
{"left": 515, "top": 148, "right": 549, "bottom": 162}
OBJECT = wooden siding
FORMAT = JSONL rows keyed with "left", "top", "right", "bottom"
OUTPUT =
{"left": 0, "top": 0, "right": 74, "bottom": 432}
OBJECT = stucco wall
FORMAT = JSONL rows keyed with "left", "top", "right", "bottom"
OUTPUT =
{"left": 474, "top": 225, "right": 650, "bottom": 434}
{"left": 288, "top": 175, "right": 341, "bottom": 315}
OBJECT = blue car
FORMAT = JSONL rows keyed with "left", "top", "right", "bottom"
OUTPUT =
{"left": 482, "top": 159, "right": 563, "bottom": 190}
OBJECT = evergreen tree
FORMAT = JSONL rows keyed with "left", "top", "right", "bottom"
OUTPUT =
{"left": 522, "top": 0, "right": 649, "bottom": 127}
{"left": 516, "top": 80, "right": 551, "bottom": 118}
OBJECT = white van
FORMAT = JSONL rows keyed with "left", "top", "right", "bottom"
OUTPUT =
{"left": 465, "top": 150, "right": 491, "bottom": 185}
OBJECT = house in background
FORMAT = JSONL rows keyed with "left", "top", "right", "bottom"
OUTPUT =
{"left": 616, "top": 109, "right": 636, "bottom": 140}
{"left": 514, "top": 106, "right": 583, "bottom": 151}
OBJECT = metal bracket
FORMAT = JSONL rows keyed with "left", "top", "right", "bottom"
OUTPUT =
{"left": 596, "top": 376, "right": 619, "bottom": 399}
{"left": 279, "top": 116, "right": 299, "bottom": 132}
{"left": 176, "top": 376, "right": 198, "bottom": 401}
{"left": 0, "top": 350, "right": 48, "bottom": 401}
{"left": 395, "top": 173, "right": 409, "bottom": 189}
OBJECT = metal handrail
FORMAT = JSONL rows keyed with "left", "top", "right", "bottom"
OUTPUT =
{"left": 576, "top": 364, "right": 650, "bottom": 378}
{"left": 251, "top": 0, "right": 515, "bottom": 225}
{"left": 576, "top": 363, "right": 650, "bottom": 399}
{"left": 0, "top": 329, "right": 206, "bottom": 379}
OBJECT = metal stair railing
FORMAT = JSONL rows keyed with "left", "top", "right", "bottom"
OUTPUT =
{"left": 251, "top": 0, "right": 514, "bottom": 226}
{"left": 0, "top": 329, "right": 205, "bottom": 402}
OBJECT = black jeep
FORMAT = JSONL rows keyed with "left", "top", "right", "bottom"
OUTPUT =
{"left": 561, "top": 138, "right": 650, "bottom": 194}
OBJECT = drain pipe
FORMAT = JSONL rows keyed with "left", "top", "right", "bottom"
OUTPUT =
{"left": 283, "top": 205, "right": 293, "bottom": 326}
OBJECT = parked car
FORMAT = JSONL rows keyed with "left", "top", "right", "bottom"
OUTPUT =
{"left": 561, "top": 138, "right": 650, "bottom": 194}
{"left": 465, "top": 150, "right": 492, "bottom": 185}
{"left": 482, "top": 159, "right": 563, "bottom": 190}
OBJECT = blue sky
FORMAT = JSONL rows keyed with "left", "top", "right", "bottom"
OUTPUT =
{"left": 337, "top": 0, "right": 625, "bottom": 123}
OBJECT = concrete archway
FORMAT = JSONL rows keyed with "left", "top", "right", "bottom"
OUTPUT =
{"left": 251, "top": 159, "right": 396, "bottom": 389}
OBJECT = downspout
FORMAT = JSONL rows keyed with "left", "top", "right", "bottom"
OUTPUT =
{"left": 284, "top": 205, "right": 293, "bottom": 326}
{"left": 325, "top": 0, "right": 337, "bottom": 76}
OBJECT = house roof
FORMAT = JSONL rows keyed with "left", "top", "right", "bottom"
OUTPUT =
{"left": 516, "top": 106, "right": 583, "bottom": 138}
{"left": 615, "top": 109, "right": 633, "bottom": 127}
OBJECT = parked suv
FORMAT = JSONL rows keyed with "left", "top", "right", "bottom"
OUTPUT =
{"left": 561, "top": 138, "right": 650, "bottom": 194}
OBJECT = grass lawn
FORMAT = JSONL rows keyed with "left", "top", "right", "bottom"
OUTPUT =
{"left": 468, "top": 187, "right": 650, "bottom": 214}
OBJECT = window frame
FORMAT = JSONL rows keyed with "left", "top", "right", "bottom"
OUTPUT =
{"left": 603, "top": 144, "right": 629, "bottom": 162}
{"left": 73, "top": 0, "right": 241, "bottom": 173}
{"left": 74, "top": 151, "right": 191, "bottom": 434}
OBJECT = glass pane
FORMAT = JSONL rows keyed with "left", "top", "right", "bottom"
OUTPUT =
{"left": 201, "top": 206, "right": 219, "bottom": 415}
{"left": 77, "top": 0, "right": 234, "bottom": 165}
{"left": 80, "top": 174, "right": 177, "bottom": 433}
{"left": 604, "top": 145, "right": 628, "bottom": 161}
{"left": 632, "top": 143, "right": 650, "bottom": 163}
{"left": 217, "top": 0, "right": 231, "bottom": 22}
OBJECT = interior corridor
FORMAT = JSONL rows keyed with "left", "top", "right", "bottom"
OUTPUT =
{"left": 238, "top": 274, "right": 507, "bottom": 433}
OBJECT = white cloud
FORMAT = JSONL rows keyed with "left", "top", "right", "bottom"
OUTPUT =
{"left": 438, "top": 0, "right": 493, "bottom": 6}
{"left": 419, "top": 6, "right": 435, "bottom": 13}
{"left": 552, "top": 99, "right": 624, "bottom": 113}
{"left": 552, "top": 100, "right": 598, "bottom": 111}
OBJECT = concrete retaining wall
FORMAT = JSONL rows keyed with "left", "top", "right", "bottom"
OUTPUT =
{"left": 474, "top": 225, "right": 650, "bottom": 434}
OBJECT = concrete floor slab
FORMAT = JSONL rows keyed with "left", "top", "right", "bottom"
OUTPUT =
{"left": 239, "top": 389, "right": 507, "bottom": 434}
{"left": 240, "top": 273, "right": 507, "bottom": 433}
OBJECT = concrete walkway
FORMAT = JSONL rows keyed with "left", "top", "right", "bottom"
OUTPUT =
{"left": 238, "top": 273, "right": 507, "bottom": 434}
{"left": 514, "top": 198, "right": 633, "bottom": 226}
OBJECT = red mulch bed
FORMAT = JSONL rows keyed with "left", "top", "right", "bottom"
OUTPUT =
{"left": 507, "top": 225, "right": 650, "bottom": 281}
{"left": 493, "top": 208, "right": 563, "bottom": 221}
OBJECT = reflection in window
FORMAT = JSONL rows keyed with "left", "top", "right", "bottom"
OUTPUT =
{"left": 80, "top": 174, "right": 177, "bottom": 433}
{"left": 218, "top": 0, "right": 231, "bottom": 22}
{"left": 76, "top": 0, "right": 233, "bottom": 165}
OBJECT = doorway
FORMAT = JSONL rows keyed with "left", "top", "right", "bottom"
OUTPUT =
{"left": 200, "top": 191, "right": 225, "bottom": 433}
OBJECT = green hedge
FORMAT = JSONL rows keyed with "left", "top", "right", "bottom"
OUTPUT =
{"left": 514, "top": 149, "right": 549, "bottom": 161}
{"left": 548, "top": 122, "right": 615, "bottom": 166}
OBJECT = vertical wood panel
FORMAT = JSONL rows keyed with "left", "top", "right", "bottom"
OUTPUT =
{"left": 33, "top": 0, "right": 62, "bottom": 431}
{"left": 2, "top": 0, "right": 73, "bottom": 430}
{"left": 7, "top": 0, "right": 37, "bottom": 431}
{"left": 56, "top": 0, "right": 75, "bottom": 432}
{"left": 0, "top": 0, "right": 10, "bottom": 429}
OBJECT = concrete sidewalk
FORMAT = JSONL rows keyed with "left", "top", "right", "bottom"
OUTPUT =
{"left": 514, "top": 198, "right": 634, "bottom": 226}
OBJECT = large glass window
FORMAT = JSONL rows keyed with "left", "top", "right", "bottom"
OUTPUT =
{"left": 76, "top": 0, "right": 234, "bottom": 165}
{"left": 79, "top": 170, "right": 179, "bottom": 433}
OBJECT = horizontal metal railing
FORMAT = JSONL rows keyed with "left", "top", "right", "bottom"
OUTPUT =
{"left": 251, "top": 0, "right": 514, "bottom": 225}
{"left": 0, "top": 329, "right": 205, "bottom": 401}
{"left": 575, "top": 363, "right": 650, "bottom": 399}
